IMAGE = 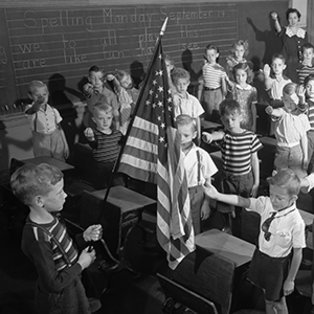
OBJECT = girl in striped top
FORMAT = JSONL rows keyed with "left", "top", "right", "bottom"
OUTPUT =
{"left": 302, "top": 74, "right": 314, "bottom": 173}
{"left": 10, "top": 163, "right": 102, "bottom": 314}
{"left": 198, "top": 44, "right": 227, "bottom": 122}
{"left": 202, "top": 99, "right": 262, "bottom": 237}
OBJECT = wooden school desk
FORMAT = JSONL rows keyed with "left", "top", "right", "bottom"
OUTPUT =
{"left": 195, "top": 229, "right": 255, "bottom": 268}
{"left": 79, "top": 186, "right": 156, "bottom": 256}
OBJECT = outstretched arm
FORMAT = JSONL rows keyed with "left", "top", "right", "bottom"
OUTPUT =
{"left": 251, "top": 152, "right": 260, "bottom": 197}
{"left": 202, "top": 130, "right": 224, "bottom": 144}
{"left": 203, "top": 183, "right": 250, "bottom": 208}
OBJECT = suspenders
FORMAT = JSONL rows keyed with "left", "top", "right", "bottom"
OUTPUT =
{"left": 196, "top": 149, "right": 201, "bottom": 185}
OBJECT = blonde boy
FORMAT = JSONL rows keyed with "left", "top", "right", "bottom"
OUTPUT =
{"left": 171, "top": 68, "right": 204, "bottom": 144}
{"left": 203, "top": 169, "right": 305, "bottom": 314}
{"left": 84, "top": 103, "right": 123, "bottom": 188}
{"left": 177, "top": 114, "right": 217, "bottom": 234}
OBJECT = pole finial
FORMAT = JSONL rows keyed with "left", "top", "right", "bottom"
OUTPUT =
{"left": 160, "top": 17, "right": 169, "bottom": 36}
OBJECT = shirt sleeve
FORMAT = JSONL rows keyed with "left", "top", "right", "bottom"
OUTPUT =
{"left": 250, "top": 134, "right": 263, "bottom": 153}
{"left": 251, "top": 87, "right": 258, "bottom": 103}
{"left": 53, "top": 108, "right": 62, "bottom": 124}
{"left": 192, "top": 96, "right": 205, "bottom": 117}
{"left": 292, "top": 217, "right": 306, "bottom": 249}
{"left": 199, "top": 149, "right": 218, "bottom": 182}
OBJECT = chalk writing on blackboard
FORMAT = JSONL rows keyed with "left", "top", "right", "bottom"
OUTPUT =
{"left": 62, "top": 35, "right": 88, "bottom": 64}
{"left": 160, "top": 7, "right": 228, "bottom": 24}
{"left": 102, "top": 8, "right": 154, "bottom": 27}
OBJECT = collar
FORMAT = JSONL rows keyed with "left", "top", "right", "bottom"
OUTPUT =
{"left": 235, "top": 84, "right": 252, "bottom": 91}
{"left": 270, "top": 202, "right": 296, "bottom": 216}
{"left": 183, "top": 143, "right": 197, "bottom": 156}
{"left": 175, "top": 91, "right": 189, "bottom": 100}
{"left": 38, "top": 104, "right": 50, "bottom": 112}
{"left": 285, "top": 27, "right": 306, "bottom": 38}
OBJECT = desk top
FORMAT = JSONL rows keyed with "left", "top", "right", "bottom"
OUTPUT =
{"left": 89, "top": 186, "right": 156, "bottom": 213}
{"left": 22, "top": 156, "right": 74, "bottom": 171}
{"left": 195, "top": 229, "right": 255, "bottom": 267}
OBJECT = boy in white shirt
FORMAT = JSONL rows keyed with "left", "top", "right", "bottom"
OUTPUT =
{"left": 177, "top": 114, "right": 218, "bottom": 234}
{"left": 172, "top": 68, "right": 204, "bottom": 144}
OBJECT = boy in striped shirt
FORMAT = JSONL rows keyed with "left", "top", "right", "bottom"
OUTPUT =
{"left": 84, "top": 102, "right": 124, "bottom": 188}
{"left": 10, "top": 163, "right": 102, "bottom": 313}
{"left": 202, "top": 99, "right": 262, "bottom": 237}
{"left": 296, "top": 43, "right": 314, "bottom": 85}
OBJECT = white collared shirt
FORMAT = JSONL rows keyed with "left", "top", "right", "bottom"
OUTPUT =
{"left": 268, "top": 77, "right": 292, "bottom": 100}
{"left": 172, "top": 92, "right": 204, "bottom": 119}
{"left": 25, "top": 104, "right": 62, "bottom": 134}
{"left": 183, "top": 144, "right": 218, "bottom": 188}
{"left": 247, "top": 197, "right": 306, "bottom": 257}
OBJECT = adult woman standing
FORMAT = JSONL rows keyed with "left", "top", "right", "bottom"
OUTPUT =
{"left": 271, "top": 8, "right": 308, "bottom": 83}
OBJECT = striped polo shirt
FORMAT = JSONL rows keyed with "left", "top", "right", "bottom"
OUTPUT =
{"left": 202, "top": 63, "right": 225, "bottom": 89}
{"left": 92, "top": 129, "right": 122, "bottom": 163}
{"left": 308, "top": 100, "right": 314, "bottom": 131}
{"left": 296, "top": 64, "right": 314, "bottom": 85}
{"left": 221, "top": 130, "right": 262, "bottom": 175}
{"left": 30, "top": 217, "right": 78, "bottom": 271}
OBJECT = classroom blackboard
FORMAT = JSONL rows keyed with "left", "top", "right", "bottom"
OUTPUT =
{"left": 0, "top": 1, "right": 288, "bottom": 112}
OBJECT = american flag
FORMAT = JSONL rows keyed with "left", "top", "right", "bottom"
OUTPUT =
{"left": 118, "top": 39, "right": 195, "bottom": 269}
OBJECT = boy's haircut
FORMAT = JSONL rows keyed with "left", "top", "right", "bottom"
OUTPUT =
{"left": 283, "top": 82, "right": 297, "bottom": 96}
{"left": 233, "top": 62, "right": 250, "bottom": 77}
{"left": 171, "top": 67, "right": 190, "bottom": 84}
{"left": 28, "top": 80, "right": 47, "bottom": 95}
{"left": 232, "top": 39, "right": 249, "bottom": 56}
{"left": 219, "top": 99, "right": 241, "bottom": 116}
{"left": 267, "top": 168, "right": 300, "bottom": 196}
{"left": 272, "top": 53, "right": 286, "bottom": 64}
{"left": 93, "top": 102, "right": 112, "bottom": 116}
{"left": 176, "top": 114, "right": 197, "bottom": 132}
{"left": 286, "top": 8, "right": 301, "bottom": 21}
{"left": 205, "top": 44, "right": 219, "bottom": 54}
{"left": 304, "top": 73, "right": 314, "bottom": 87}
{"left": 302, "top": 43, "right": 314, "bottom": 53}
{"left": 10, "top": 163, "right": 63, "bottom": 206}
{"left": 88, "top": 65, "right": 101, "bottom": 73}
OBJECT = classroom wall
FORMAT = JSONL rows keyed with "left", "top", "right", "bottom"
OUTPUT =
{"left": 0, "top": 0, "right": 289, "bottom": 171}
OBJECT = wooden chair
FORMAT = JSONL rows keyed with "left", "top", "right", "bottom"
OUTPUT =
{"left": 157, "top": 248, "right": 235, "bottom": 314}
{"left": 157, "top": 272, "right": 218, "bottom": 314}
